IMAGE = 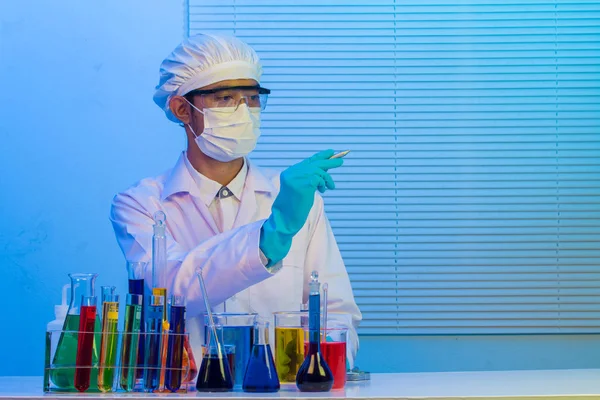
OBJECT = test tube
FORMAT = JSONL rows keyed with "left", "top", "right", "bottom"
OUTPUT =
{"left": 127, "top": 261, "right": 146, "bottom": 380}
{"left": 165, "top": 295, "right": 186, "bottom": 392}
{"left": 100, "top": 286, "right": 116, "bottom": 318}
{"left": 120, "top": 294, "right": 142, "bottom": 392}
{"left": 75, "top": 296, "right": 97, "bottom": 393}
{"left": 98, "top": 294, "right": 119, "bottom": 392}
{"left": 153, "top": 288, "right": 169, "bottom": 391}
{"left": 144, "top": 295, "right": 164, "bottom": 392}
{"left": 152, "top": 212, "right": 169, "bottom": 390}
{"left": 152, "top": 212, "right": 168, "bottom": 296}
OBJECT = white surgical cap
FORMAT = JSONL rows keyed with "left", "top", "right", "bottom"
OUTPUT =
{"left": 153, "top": 33, "right": 263, "bottom": 123}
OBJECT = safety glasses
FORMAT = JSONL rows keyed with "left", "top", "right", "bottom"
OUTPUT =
{"left": 186, "top": 85, "right": 270, "bottom": 111}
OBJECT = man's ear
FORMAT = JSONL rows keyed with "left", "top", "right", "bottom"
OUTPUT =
{"left": 170, "top": 96, "right": 192, "bottom": 124}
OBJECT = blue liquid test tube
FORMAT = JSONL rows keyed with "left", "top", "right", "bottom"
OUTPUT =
{"left": 165, "top": 295, "right": 186, "bottom": 392}
{"left": 143, "top": 295, "right": 164, "bottom": 392}
{"left": 127, "top": 261, "right": 146, "bottom": 380}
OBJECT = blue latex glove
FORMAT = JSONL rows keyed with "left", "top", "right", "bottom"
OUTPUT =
{"left": 260, "top": 149, "right": 343, "bottom": 266}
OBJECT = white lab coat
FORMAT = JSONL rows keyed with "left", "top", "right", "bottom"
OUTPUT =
{"left": 110, "top": 153, "right": 362, "bottom": 367}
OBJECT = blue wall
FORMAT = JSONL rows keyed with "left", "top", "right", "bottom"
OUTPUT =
{"left": 1, "top": 1, "right": 599, "bottom": 377}
{"left": 0, "top": 0, "right": 184, "bottom": 376}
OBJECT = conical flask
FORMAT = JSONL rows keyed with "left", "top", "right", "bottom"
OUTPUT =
{"left": 50, "top": 273, "right": 102, "bottom": 390}
{"left": 195, "top": 269, "right": 234, "bottom": 392}
{"left": 196, "top": 324, "right": 234, "bottom": 392}
{"left": 242, "top": 322, "right": 280, "bottom": 393}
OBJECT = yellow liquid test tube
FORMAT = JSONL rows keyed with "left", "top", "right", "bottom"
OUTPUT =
{"left": 152, "top": 288, "right": 169, "bottom": 391}
{"left": 98, "top": 296, "right": 119, "bottom": 392}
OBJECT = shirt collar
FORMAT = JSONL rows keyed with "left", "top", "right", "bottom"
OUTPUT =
{"left": 182, "top": 153, "right": 222, "bottom": 206}
{"left": 161, "top": 152, "right": 274, "bottom": 202}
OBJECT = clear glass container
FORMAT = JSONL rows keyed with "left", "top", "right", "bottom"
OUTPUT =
{"left": 204, "top": 312, "right": 257, "bottom": 385}
{"left": 273, "top": 311, "right": 308, "bottom": 383}
{"left": 242, "top": 322, "right": 280, "bottom": 392}
{"left": 49, "top": 273, "right": 101, "bottom": 391}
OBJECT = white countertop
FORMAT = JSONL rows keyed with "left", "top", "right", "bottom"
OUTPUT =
{"left": 3, "top": 370, "right": 600, "bottom": 399}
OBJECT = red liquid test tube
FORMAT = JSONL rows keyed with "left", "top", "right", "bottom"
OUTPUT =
{"left": 75, "top": 297, "right": 97, "bottom": 392}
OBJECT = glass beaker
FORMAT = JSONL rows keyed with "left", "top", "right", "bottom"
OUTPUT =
{"left": 273, "top": 311, "right": 308, "bottom": 383}
{"left": 50, "top": 273, "right": 101, "bottom": 390}
{"left": 204, "top": 312, "right": 257, "bottom": 386}
{"left": 242, "top": 322, "right": 280, "bottom": 393}
{"left": 303, "top": 327, "right": 348, "bottom": 390}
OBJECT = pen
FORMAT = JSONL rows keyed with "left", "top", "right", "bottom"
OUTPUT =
{"left": 329, "top": 150, "right": 350, "bottom": 159}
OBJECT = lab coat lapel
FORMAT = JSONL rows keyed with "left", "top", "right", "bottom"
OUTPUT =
{"left": 194, "top": 197, "right": 220, "bottom": 235}
{"left": 233, "top": 160, "right": 275, "bottom": 229}
{"left": 234, "top": 185, "right": 257, "bottom": 229}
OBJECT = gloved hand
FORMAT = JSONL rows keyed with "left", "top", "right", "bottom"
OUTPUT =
{"left": 260, "top": 149, "right": 343, "bottom": 266}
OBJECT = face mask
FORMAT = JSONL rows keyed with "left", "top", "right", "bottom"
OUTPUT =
{"left": 185, "top": 100, "right": 261, "bottom": 162}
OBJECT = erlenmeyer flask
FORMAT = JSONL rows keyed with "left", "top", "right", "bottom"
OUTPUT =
{"left": 242, "top": 322, "right": 280, "bottom": 393}
{"left": 50, "top": 273, "right": 102, "bottom": 390}
{"left": 196, "top": 325, "right": 233, "bottom": 392}
{"left": 182, "top": 336, "right": 198, "bottom": 384}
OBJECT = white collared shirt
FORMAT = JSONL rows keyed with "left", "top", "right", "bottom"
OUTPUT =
{"left": 182, "top": 153, "right": 247, "bottom": 233}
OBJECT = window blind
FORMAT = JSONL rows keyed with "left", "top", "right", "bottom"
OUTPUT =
{"left": 188, "top": 0, "right": 600, "bottom": 334}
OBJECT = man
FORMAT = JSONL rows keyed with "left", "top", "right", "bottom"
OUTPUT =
{"left": 110, "top": 33, "right": 361, "bottom": 367}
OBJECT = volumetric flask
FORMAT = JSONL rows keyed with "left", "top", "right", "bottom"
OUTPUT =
{"left": 242, "top": 322, "right": 280, "bottom": 393}
{"left": 303, "top": 326, "right": 348, "bottom": 390}
{"left": 196, "top": 344, "right": 234, "bottom": 392}
{"left": 204, "top": 312, "right": 257, "bottom": 386}
{"left": 273, "top": 311, "right": 308, "bottom": 383}
{"left": 51, "top": 273, "right": 101, "bottom": 391}
{"left": 296, "top": 272, "right": 333, "bottom": 392}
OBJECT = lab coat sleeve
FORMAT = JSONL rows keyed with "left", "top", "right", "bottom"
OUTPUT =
{"left": 303, "top": 194, "right": 363, "bottom": 368}
{"left": 110, "top": 192, "right": 274, "bottom": 317}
